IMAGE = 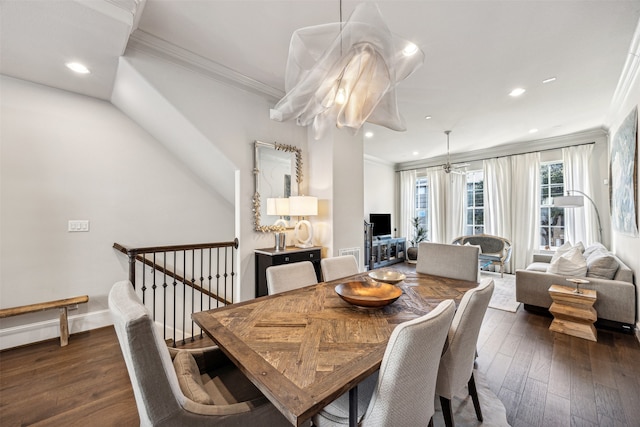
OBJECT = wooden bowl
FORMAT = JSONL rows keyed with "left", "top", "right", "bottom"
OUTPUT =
{"left": 335, "top": 281, "right": 403, "bottom": 308}
{"left": 368, "top": 270, "right": 406, "bottom": 285}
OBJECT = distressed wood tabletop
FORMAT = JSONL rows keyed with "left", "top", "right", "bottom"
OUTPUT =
{"left": 192, "top": 270, "right": 480, "bottom": 426}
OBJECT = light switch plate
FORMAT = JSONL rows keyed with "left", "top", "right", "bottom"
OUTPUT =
{"left": 68, "top": 220, "right": 89, "bottom": 232}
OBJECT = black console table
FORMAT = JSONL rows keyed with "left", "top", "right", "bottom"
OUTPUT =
{"left": 254, "top": 246, "right": 322, "bottom": 297}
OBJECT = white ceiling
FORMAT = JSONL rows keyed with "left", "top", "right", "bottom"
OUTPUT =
{"left": 2, "top": 0, "right": 639, "bottom": 165}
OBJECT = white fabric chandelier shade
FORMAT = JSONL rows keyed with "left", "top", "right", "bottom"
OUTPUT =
{"left": 270, "top": 2, "right": 424, "bottom": 139}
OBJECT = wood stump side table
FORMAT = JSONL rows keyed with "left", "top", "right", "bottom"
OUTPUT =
{"left": 548, "top": 284, "right": 597, "bottom": 342}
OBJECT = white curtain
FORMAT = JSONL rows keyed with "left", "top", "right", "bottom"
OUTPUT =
{"left": 484, "top": 157, "right": 513, "bottom": 273}
{"left": 399, "top": 169, "right": 417, "bottom": 240}
{"left": 446, "top": 171, "right": 467, "bottom": 243}
{"left": 510, "top": 152, "right": 540, "bottom": 270}
{"left": 563, "top": 145, "right": 599, "bottom": 245}
{"left": 426, "top": 167, "right": 447, "bottom": 243}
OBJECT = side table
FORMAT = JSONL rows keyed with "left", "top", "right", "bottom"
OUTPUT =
{"left": 548, "top": 284, "right": 597, "bottom": 342}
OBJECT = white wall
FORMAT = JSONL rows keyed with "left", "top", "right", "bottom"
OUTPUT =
{"left": 364, "top": 156, "right": 397, "bottom": 235}
{"left": 0, "top": 76, "right": 235, "bottom": 346}
{"left": 606, "top": 62, "right": 640, "bottom": 334}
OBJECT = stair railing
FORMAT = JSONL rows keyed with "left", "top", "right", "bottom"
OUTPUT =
{"left": 113, "top": 239, "right": 238, "bottom": 346}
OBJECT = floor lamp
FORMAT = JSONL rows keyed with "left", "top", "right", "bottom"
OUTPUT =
{"left": 553, "top": 190, "right": 603, "bottom": 243}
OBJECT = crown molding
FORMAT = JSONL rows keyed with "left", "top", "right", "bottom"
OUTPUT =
{"left": 606, "top": 18, "right": 640, "bottom": 124}
{"left": 364, "top": 154, "right": 395, "bottom": 167}
{"left": 395, "top": 128, "right": 608, "bottom": 172}
{"left": 126, "top": 30, "right": 284, "bottom": 101}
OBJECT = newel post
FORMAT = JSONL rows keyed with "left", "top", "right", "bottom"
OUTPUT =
{"left": 128, "top": 251, "right": 137, "bottom": 289}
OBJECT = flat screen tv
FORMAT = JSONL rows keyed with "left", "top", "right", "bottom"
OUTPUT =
{"left": 369, "top": 213, "right": 392, "bottom": 237}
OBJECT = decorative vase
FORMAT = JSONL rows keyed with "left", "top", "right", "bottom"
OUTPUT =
{"left": 406, "top": 246, "right": 418, "bottom": 264}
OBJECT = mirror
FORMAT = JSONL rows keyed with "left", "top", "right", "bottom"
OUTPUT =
{"left": 253, "top": 141, "right": 302, "bottom": 232}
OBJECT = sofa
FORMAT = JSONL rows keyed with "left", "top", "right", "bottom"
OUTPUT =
{"left": 452, "top": 234, "right": 512, "bottom": 277}
{"left": 516, "top": 242, "right": 636, "bottom": 330}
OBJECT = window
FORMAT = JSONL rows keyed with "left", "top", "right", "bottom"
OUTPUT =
{"left": 466, "top": 171, "right": 484, "bottom": 235}
{"left": 415, "top": 177, "right": 429, "bottom": 241}
{"left": 540, "top": 162, "right": 565, "bottom": 248}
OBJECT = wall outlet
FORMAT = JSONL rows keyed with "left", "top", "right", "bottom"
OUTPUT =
{"left": 68, "top": 220, "right": 89, "bottom": 232}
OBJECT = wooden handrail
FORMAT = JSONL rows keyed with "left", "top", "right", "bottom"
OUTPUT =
{"left": 113, "top": 241, "right": 234, "bottom": 305}
{"left": 0, "top": 295, "right": 88, "bottom": 318}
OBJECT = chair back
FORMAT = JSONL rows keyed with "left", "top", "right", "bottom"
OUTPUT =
{"left": 109, "top": 281, "right": 185, "bottom": 426}
{"left": 416, "top": 241, "right": 479, "bottom": 282}
{"left": 436, "top": 278, "right": 495, "bottom": 398}
{"left": 321, "top": 255, "right": 359, "bottom": 281}
{"left": 266, "top": 261, "right": 318, "bottom": 295}
{"left": 361, "top": 300, "right": 456, "bottom": 426}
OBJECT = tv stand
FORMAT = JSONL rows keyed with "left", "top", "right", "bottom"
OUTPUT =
{"left": 365, "top": 237, "right": 406, "bottom": 269}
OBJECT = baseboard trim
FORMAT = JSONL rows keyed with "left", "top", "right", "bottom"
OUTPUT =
{"left": 0, "top": 309, "right": 112, "bottom": 351}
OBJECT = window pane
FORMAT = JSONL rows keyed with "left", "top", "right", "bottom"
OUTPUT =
{"left": 475, "top": 192, "right": 484, "bottom": 207}
{"left": 549, "top": 185, "right": 564, "bottom": 198}
{"left": 540, "top": 227, "right": 549, "bottom": 246}
{"left": 467, "top": 209, "right": 473, "bottom": 224}
{"left": 475, "top": 209, "right": 484, "bottom": 225}
{"left": 549, "top": 164, "right": 563, "bottom": 184}
{"left": 541, "top": 166, "right": 549, "bottom": 185}
{"left": 467, "top": 191, "right": 473, "bottom": 206}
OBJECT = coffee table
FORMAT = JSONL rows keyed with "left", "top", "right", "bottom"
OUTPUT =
{"left": 548, "top": 283, "right": 597, "bottom": 341}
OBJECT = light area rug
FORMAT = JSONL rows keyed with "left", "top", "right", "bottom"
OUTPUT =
{"left": 483, "top": 272, "right": 520, "bottom": 313}
{"left": 432, "top": 371, "right": 510, "bottom": 427}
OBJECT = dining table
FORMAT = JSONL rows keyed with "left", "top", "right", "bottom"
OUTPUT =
{"left": 192, "top": 267, "right": 482, "bottom": 427}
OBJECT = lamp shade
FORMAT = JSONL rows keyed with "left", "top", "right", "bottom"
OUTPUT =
{"left": 553, "top": 195, "right": 584, "bottom": 208}
{"left": 289, "top": 196, "right": 318, "bottom": 216}
{"left": 266, "top": 197, "right": 290, "bottom": 216}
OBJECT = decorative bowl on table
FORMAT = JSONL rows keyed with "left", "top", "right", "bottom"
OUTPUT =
{"left": 367, "top": 270, "right": 406, "bottom": 285}
{"left": 335, "top": 280, "right": 403, "bottom": 308}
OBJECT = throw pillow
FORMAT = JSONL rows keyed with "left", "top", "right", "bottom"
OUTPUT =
{"left": 173, "top": 350, "right": 214, "bottom": 405}
{"left": 586, "top": 250, "right": 619, "bottom": 280}
{"left": 583, "top": 242, "right": 607, "bottom": 258}
{"left": 547, "top": 246, "right": 587, "bottom": 277}
{"left": 574, "top": 241, "right": 585, "bottom": 254}
{"left": 550, "top": 241, "right": 573, "bottom": 263}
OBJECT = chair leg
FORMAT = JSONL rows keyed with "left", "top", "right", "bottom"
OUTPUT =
{"left": 468, "top": 372, "right": 483, "bottom": 422}
{"left": 428, "top": 416, "right": 434, "bottom": 427}
{"left": 439, "top": 396, "right": 454, "bottom": 427}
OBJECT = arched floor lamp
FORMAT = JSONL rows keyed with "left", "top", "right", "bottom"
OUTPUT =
{"left": 553, "top": 189, "right": 603, "bottom": 243}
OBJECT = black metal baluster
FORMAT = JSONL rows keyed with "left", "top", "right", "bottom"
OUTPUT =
{"left": 172, "top": 251, "right": 177, "bottom": 348}
{"left": 223, "top": 247, "right": 229, "bottom": 306}
{"left": 230, "top": 245, "right": 236, "bottom": 304}
{"left": 141, "top": 254, "right": 147, "bottom": 305}
{"left": 190, "top": 249, "right": 195, "bottom": 342}
{"left": 152, "top": 253, "right": 157, "bottom": 321}
{"left": 162, "top": 252, "right": 167, "bottom": 342}
{"left": 216, "top": 248, "right": 221, "bottom": 308}
{"left": 208, "top": 248, "right": 212, "bottom": 310}
{"left": 182, "top": 250, "right": 186, "bottom": 346}
{"left": 199, "top": 249, "right": 204, "bottom": 339}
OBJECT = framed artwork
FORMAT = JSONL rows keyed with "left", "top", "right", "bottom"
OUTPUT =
{"left": 610, "top": 106, "right": 638, "bottom": 236}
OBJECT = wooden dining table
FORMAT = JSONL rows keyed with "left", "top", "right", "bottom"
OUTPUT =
{"left": 192, "top": 268, "right": 481, "bottom": 426}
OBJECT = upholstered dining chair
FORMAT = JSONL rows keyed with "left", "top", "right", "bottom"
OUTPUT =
{"left": 436, "top": 278, "right": 495, "bottom": 427}
{"left": 312, "top": 299, "right": 456, "bottom": 427}
{"left": 321, "top": 255, "right": 359, "bottom": 281}
{"left": 416, "top": 241, "right": 480, "bottom": 282}
{"left": 108, "top": 281, "right": 290, "bottom": 427}
{"left": 266, "top": 261, "right": 318, "bottom": 295}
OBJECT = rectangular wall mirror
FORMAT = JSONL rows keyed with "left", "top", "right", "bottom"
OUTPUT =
{"left": 253, "top": 140, "right": 301, "bottom": 232}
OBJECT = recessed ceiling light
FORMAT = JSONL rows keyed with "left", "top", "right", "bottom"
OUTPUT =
{"left": 424, "top": 115, "right": 432, "bottom": 120}
{"left": 364, "top": 131, "right": 374, "bottom": 138}
{"left": 542, "top": 77, "right": 556, "bottom": 84}
{"left": 402, "top": 42, "right": 419, "bottom": 57}
{"left": 412, "top": 151, "right": 419, "bottom": 156}
{"left": 529, "top": 128, "right": 539, "bottom": 133}
{"left": 509, "top": 88, "right": 526, "bottom": 97}
{"left": 66, "top": 62, "right": 90, "bottom": 74}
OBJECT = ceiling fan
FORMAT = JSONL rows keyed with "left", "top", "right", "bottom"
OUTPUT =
{"left": 442, "top": 130, "right": 469, "bottom": 174}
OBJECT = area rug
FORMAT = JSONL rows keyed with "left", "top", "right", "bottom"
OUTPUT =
{"left": 432, "top": 371, "right": 510, "bottom": 426}
{"left": 484, "top": 273, "right": 520, "bottom": 313}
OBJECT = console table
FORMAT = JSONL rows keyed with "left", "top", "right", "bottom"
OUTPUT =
{"left": 255, "top": 246, "right": 322, "bottom": 297}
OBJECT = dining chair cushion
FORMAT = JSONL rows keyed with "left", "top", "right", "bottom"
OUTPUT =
{"left": 266, "top": 261, "right": 318, "bottom": 294}
{"left": 174, "top": 351, "right": 214, "bottom": 405}
{"left": 313, "top": 299, "right": 456, "bottom": 427}
{"left": 321, "top": 255, "right": 359, "bottom": 281}
{"left": 417, "top": 242, "right": 479, "bottom": 282}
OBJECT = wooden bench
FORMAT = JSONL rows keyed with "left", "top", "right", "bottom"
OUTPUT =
{"left": 0, "top": 296, "right": 89, "bottom": 346}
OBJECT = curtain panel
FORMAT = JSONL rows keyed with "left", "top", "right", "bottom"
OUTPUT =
{"left": 483, "top": 157, "right": 513, "bottom": 273}
{"left": 399, "top": 169, "right": 417, "bottom": 241}
{"left": 510, "top": 152, "right": 540, "bottom": 270}
{"left": 562, "top": 144, "right": 598, "bottom": 245}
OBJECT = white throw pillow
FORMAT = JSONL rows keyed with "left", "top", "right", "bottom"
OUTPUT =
{"left": 574, "top": 241, "right": 585, "bottom": 254}
{"left": 550, "top": 241, "right": 573, "bottom": 263}
{"left": 547, "top": 246, "right": 587, "bottom": 277}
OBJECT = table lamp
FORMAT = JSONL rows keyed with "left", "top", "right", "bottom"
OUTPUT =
{"left": 289, "top": 196, "right": 318, "bottom": 248}
{"left": 266, "top": 197, "right": 290, "bottom": 228}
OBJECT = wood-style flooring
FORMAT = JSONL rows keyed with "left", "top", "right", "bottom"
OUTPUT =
{"left": 1, "top": 305, "right": 639, "bottom": 426}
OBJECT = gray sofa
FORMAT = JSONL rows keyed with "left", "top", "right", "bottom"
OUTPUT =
{"left": 516, "top": 249, "right": 636, "bottom": 330}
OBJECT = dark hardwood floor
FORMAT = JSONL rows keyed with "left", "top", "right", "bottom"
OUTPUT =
{"left": 1, "top": 306, "right": 639, "bottom": 426}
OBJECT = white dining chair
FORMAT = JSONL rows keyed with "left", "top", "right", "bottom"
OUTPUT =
{"left": 312, "top": 299, "right": 456, "bottom": 427}
{"left": 321, "top": 255, "right": 359, "bottom": 281}
{"left": 436, "top": 278, "right": 495, "bottom": 427}
{"left": 416, "top": 241, "right": 479, "bottom": 282}
{"left": 266, "top": 261, "right": 318, "bottom": 295}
